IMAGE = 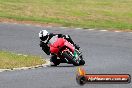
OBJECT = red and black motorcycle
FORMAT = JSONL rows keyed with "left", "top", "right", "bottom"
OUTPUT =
{"left": 48, "top": 36, "right": 85, "bottom": 66}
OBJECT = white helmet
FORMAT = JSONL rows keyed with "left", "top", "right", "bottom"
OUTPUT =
{"left": 39, "top": 30, "right": 49, "bottom": 41}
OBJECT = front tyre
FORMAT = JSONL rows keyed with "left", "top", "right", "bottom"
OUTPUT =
{"left": 62, "top": 51, "right": 80, "bottom": 66}
{"left": 79, "top": 55, "right": 85, "bottom": 65}
{"left": 79, "top": 59, "right": 85, "bottom": 65}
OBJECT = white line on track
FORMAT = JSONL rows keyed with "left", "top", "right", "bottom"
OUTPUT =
{"left": 75, "top": 28, "right": 82, "bottom": 30}
{"left": 13, "top": 23, "right": 18, "bottom": 24}
{"left": 100, "top": 30, "right": 108, "bottom": 32}
{"left": 23, "top": 55, "right": 28, "bottom": 57}
{"left": 25, "top": 24, "right": 31, "bottom": 26}
{"left": 115, "top": 31, "right": 121, "bottom": 32}
{"left": 0, "top": 60, "right": 50, "bottom": 72}
{"left": 88, "top": 29, "right": 95, "bottom": 31}
{"left": 17, "top": 54, "right": 23, "bottom": 56}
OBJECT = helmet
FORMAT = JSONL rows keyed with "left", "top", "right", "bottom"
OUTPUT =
{"left": 39, "top": 30, "right": 49, "bottom": 41}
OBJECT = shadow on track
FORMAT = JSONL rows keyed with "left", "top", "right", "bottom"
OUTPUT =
{"left": 48, "top": 65, "right": 76, "bottom": 68}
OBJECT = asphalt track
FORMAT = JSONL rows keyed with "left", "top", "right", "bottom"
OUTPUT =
{"left": 0, "top": 23, "right": 132, "bottom": 88}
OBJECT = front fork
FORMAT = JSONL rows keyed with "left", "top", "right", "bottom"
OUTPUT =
{"left": 73, "top": 49, "right": 82, "bottom": 63}
{"left": 74, "top": 49, "right": 82, "bottom": 57}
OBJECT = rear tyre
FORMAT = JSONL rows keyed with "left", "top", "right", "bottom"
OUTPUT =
{"left": 62, "top": 51, "right": 80, "bottom": 66}
{"left": 50, "top": 55, "right": 60, "bottom": 66}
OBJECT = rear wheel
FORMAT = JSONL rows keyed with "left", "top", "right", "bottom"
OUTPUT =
{"left": 50, "top": 55, "right": 60, "bottom": 66}
{"left": 62, "top": 51, "right": 80, "bottom": 66}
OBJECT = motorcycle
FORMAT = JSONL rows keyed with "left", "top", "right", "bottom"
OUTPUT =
{"left": 49, "top": 36, "right": 85, "bottom": 66}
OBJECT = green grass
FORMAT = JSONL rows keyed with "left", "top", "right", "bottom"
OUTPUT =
{"left": 0, "top": 51, "right": 45, "bottom": 69}
{"left": 0, "top": 0, "right": 132, "bottom": 30}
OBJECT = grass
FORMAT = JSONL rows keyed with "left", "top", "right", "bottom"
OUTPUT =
{"left": 0, "top": 51, "right": 45, "bottom": 69}
{"left": 0, "top": 0, "right": 132, "bottom": 30}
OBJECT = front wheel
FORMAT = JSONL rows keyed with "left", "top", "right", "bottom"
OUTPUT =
{"left": 79, "top": 55, "right": 85, "bottom": 65}
{"left": 62, "top": 51, "right": 80, "bottom": 66}
{"left": 79, "top": 59, "right": 85, "bottom": 65}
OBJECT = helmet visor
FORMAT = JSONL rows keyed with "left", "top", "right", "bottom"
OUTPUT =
{"left": 41, "top": 35, "right": 48, "bottom": 41}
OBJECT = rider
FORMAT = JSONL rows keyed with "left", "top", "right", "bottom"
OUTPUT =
{"left": 39, "top": 30, "right": 80, "bottom": 65}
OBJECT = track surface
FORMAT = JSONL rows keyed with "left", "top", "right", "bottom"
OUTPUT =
{"left": 0, "top": 23, "right": 132, "bottom": 88}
